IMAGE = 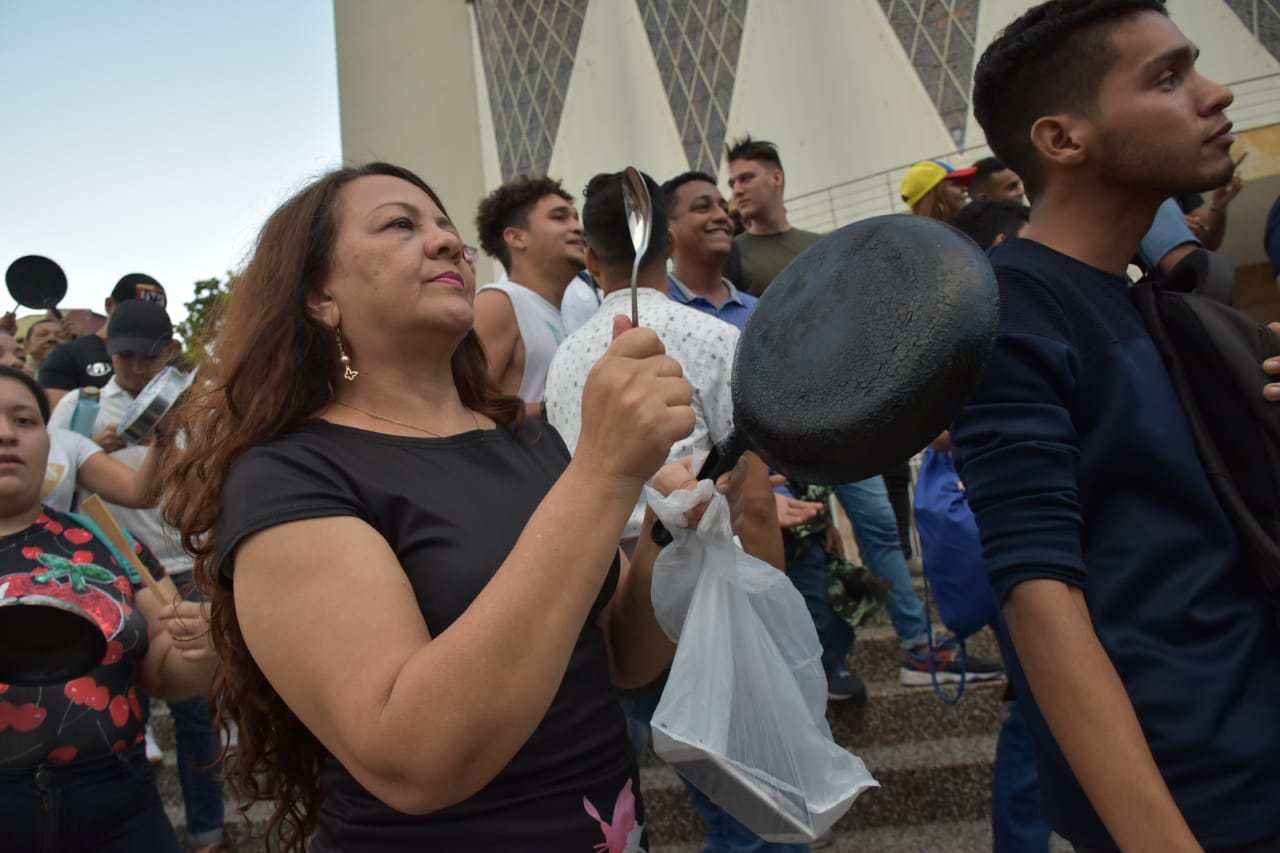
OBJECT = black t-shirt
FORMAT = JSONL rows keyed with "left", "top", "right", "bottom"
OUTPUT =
{"left": 39, "top": 335, "right": 113, "bottom": 391}
{"left": 218, "top": 418, "right": 645, "bottom": 852}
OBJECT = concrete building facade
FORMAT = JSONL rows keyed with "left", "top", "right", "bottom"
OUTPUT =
{"left": 334, "top": 0, "right": 1280, "bottom": 297}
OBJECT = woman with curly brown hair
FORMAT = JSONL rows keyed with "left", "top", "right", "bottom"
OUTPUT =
{"left": 159, "top": 162, "right": 742, "bottom": 852}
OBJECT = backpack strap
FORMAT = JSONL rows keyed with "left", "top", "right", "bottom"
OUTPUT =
{"left": 1132, "top": 275, "right": 1280, "bottom": 621}
{"left": 64, "top": 510, "right": 142, "bottom": 585}
{"left": 68, "top": 387, "right": 101, "bottom": 438}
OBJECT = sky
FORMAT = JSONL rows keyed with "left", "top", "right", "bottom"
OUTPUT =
{"left": 0, "top": 1, "right": 343, "bottom": 328}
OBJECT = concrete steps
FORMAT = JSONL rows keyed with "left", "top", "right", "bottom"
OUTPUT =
{"left": 654, "top": 820, "right": 1074, "bottom": 853}
{"left": 641, "top": 734, "right": 997, "bottom": 844}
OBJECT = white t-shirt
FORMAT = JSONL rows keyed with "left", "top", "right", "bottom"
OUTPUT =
{"left": 560, "top": 277, "right": 603, "bottom": 336}
{"left": 49, "top": 379, "right": 192, "bottom": 576}
{"left": 42, "top": 428, "right": 103, "bottom": 513}
{"left": 544, "top": 287, "right": 738, "bottom": 539}
{"left": 476, "top": 281, "right": 566, "bottom": 403}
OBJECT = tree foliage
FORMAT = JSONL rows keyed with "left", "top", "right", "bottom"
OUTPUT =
{"left": 177, "top": 274, "right": 232, "bottom": 366}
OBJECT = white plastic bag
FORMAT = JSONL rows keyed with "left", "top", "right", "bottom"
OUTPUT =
{"left": 645, "top": 482, "right": 879, "bottom": 842}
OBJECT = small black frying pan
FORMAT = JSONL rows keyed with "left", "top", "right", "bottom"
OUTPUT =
{"left": 687, "top": 213, "right": 1000, "bottom": 491}
{"left": 6, "top": 255, "right": 67, "bottom": 317}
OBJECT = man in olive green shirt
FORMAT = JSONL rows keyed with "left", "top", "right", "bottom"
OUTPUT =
{"left": 726, "top": 136, "right": 823, "bottom": 296}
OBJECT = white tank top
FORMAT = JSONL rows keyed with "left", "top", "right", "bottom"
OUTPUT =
{"left": 477, "top": 281, "right": 565, "bottom": 403}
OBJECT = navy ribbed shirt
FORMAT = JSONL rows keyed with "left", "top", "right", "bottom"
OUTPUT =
{"left": 952, "top": 238, "right": 1280, "bottom": 849}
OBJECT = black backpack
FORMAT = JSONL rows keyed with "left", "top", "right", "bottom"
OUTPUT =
{"left": 1131, "top": 249, "right": 1280, "bottom": 625}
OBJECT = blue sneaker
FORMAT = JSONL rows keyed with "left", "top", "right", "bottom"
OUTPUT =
{"left": 900, "top": 638, "right": 1003, "bottom": 687}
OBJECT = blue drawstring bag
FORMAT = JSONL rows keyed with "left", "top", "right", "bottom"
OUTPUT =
{"left": 913, "top": 449, "right": 997, "bottom": 639}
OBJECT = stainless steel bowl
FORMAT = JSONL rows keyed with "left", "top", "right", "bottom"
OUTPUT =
{"left": 118, "top": 366, "right": 193, "bottom": 443}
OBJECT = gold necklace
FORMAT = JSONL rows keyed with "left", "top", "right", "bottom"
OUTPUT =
{"left": 333, "top": 400, "right": 480, "bottom": 438}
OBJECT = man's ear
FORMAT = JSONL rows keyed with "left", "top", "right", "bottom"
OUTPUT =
{"left": 164, "top": 339, "right": 182, "bottom": 361}
{"left": 992, "top": 233, "right": 1008, "bottom": 247}
{"left": 503, "top": 225, "right": 527, "bottom": 256}
{"left": 583, "top": 245, "right": 604, "bottom": 280}
{"left": 666, "top": 226, "right": 678, "bottom": 254}
{"left": 1029, "top": 113, "right": 1089, "bottom": 172}
{"left": 104, "top": 297, "right": 116, "bottom": 316}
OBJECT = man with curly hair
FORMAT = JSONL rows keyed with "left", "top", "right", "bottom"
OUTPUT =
{"left": 473, "top": 176, "right": 585, "bottom": 415}
{"left": 950, "top": 2, "right": 1280, "bottom": 851}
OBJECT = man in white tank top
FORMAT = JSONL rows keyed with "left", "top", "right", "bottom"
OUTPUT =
{"left": 473, "top": 176, "right": 585, "bottom": 416}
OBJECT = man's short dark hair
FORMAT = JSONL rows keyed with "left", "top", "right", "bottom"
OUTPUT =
{"left": 970, "top": 157, "right": 1010, "bottom": 194}
{"left": 474, "top": 175, "right": 573, "bottom": 269}
{"left": 947, "top": 199, "right": 1031, "bottom": 249}
{"left": 725, "top": 135, "right": 783, "bottom": 172}
{"left": 972, "top": 0, "right": 1167, "bottom": 197}
{"left": 581, "top": 171, "right": 669, "bottom": 273}
{"left": 661, "top": 171, "right": 720, "bottom": 212}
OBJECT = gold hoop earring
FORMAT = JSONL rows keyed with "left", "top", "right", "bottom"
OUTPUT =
{"left": 335, "top": 328, "right": 359, "bottom": 381}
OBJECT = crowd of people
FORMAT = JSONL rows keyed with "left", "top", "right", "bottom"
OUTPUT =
{"left": 3, "top": 1, "right": 1280, "bottom": 852}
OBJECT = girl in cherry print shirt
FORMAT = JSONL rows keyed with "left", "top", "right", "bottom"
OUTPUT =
{"left": 0, "top": 366, "right": 215, "bottom": 852}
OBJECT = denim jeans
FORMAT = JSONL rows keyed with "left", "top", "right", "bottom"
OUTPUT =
{"left": 683, "top": 778, "right": 811, "bottom": 853}
{"left": 0, "top": 745, "right": 181, "bottom": 853}
{"left": 833, "top": 477, "right": 929, "bottom": 649}
{"left": 619, "top": 688, "right": 663, "bottom": 761}
{"left": 993, "top": 699, "right": 1051, "bottom": 853}
{"left": 880, "top": 461, "right": 915, "bottom": 559}
{"left": 783, "top": 534, "right": 854, "bottom": 676}
{"left": 146, "top": 573, "right": 225, "bottom": 847}
{"left": 169, "top": 693, "right": 225, "bottom": 846}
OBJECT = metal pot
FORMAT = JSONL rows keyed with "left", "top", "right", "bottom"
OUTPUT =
{"left": 697, "top": 214, "right": 999, "bottom": 483}
{"left": 118, "top": 366, "right": 193, "bottom": 443}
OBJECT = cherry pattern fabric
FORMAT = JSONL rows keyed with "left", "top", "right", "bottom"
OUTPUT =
{"left": 0, "top": 508, "right": 167, "bottom": 769}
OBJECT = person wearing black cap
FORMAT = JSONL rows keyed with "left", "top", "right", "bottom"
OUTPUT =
{"left": 37, "top": 273, "right": 167, "bottom": 408}
{"left": 48, "top": 299, "right": 229, "bottom": 853}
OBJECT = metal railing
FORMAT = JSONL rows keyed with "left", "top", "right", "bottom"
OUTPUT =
{"left": 786, "top": 72, "right": 1280, "bottom": 235}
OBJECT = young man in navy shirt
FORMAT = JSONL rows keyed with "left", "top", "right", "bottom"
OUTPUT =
{"left": 952, "top": 2, "right": 1280, "bottom": 851}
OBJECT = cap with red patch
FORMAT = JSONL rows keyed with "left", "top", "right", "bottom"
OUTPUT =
{"left": 110, "top": 273, "right": 166, "bottom": 309}
{"left": 900, "top": 160, "right": 978, "bottom": 209}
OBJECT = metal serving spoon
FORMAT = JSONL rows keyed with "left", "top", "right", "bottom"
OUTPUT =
{"left": 621, "top": 166, "right": 653, "bottom": 326}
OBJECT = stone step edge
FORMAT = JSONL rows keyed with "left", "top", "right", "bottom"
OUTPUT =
{"left": 651, "top": 818, "right": 993, "bottom": 853}
{"left": 639, "top": 732, "right": 998, "bottom": 798}
{"left": 853, "top": 676, "right": 1006, "bottom": 700}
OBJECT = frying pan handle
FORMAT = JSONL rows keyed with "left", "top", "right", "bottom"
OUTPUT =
{"left": 650, "top": 430, "right": 749, "bottom": 546}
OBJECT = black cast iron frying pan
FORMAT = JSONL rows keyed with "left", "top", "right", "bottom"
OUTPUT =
{"left": 5, "top": 255, "right": 67, "bottom": 317}
{"left": 694, "top": 213, "right": 1000, "bottom": 486}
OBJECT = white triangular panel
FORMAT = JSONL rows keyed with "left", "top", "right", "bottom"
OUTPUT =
{"left": 547, "top": 0, "right": 690, "bottom": 203}
{"left": 1168, "top": 0, "right": 1280, "bottom": 79}
{"left": 726, "top": 0, "right": 957, "bottom": 201}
